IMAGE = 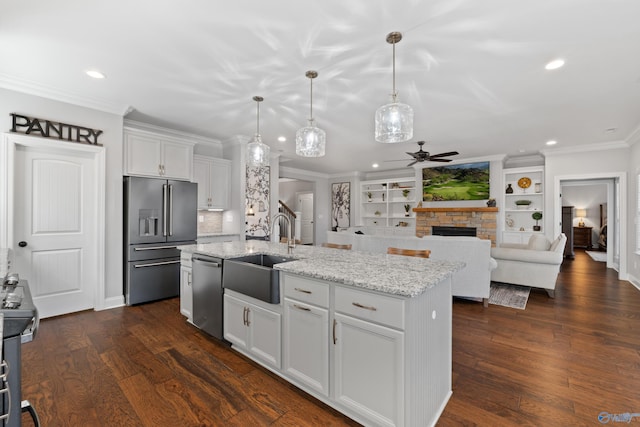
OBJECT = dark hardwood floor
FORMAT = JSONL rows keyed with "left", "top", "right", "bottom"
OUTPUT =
{"left": 20, "top": 249, "right": 640, "bottom": 426}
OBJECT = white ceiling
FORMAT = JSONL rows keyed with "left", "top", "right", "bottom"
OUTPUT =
{"left": 2, "top": 0, "right": 639, "bottom": 175}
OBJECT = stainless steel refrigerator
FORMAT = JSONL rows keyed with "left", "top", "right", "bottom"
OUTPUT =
{"left": 124, "top": 176, "right": 197, "bottom": 305}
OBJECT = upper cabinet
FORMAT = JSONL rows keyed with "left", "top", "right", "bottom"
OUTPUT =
{"left": 501, "top": 166, "right": 544, "bottom": 243}
{"left": 193, "top": 155, "right": 231, "bottom": 210}
{"left": 124, "top": 127, "right": 195, "bottom": 180}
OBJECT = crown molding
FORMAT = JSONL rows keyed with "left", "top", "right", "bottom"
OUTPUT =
{"left": 541, "top": 140, "right": 629, "bottom": 156}
{"left": 280, "top": 166, "right": 330, "bottom": 180}
{"left": 0, "top": 73, "right": 130, "bottom": 115}
{"left": 124, "top": 119, "right": 221, "bottom": 146}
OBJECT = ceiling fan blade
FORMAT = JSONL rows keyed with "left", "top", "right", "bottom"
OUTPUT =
{"left": 429, "top": 158, "right": 453, "bottom": 162}
{"left": 429, "top": 151, "right": 459, "bottom": 158}
{"left": 407, "top": 160, "right": 418, "bottom": 167}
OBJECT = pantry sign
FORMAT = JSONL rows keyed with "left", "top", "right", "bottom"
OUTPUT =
{"left": 10, "top": 113, "right": 103, "bottom": 145}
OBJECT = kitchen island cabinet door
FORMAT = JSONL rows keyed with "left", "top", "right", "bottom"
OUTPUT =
{"left": 333, "top": 312, "right": 404, "bottom": 427}
{"left": 223, "top": 292, "right": 281, "bottom": 369}
{"left": 223, "top": 294, "right": 249, "bottom": 349}
{"left": 283, "top": 298, "right": 329, "bottom": 396}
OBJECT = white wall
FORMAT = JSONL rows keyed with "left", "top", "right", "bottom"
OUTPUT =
{"left": 628, "top": 136, "right": 640, "bottom": 288}
{"left": 545, "top": 144, "right": 629, "bottom": 278}
{"left": 0, "top": 87, "right": 124, "bottom": 306}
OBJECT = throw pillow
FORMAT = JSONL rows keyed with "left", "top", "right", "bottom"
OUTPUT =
{"left": 549, "top": 236, "right": 562, "bottom": 252}
{"left": 528, "top": 234, "right": 551, "bottom": 251}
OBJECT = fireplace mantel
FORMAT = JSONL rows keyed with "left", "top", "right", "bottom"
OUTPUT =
{"left": 413, "top": 207, "right": 499, "bottom": 213}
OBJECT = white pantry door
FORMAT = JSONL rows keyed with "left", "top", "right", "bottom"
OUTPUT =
{"left": 297, "top": 192, "right": 314, "bottom": 245}
{"left": 12, "top": 140, "right": 101, "bottom": 318}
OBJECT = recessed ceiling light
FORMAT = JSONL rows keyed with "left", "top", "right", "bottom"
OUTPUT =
{"left": 518, "top": 149, "right": 526, "bottom": 153}
{"left": 545, "top": 59, "right": 565, "bottom": 70}
{"left": 372, "top": 163, "right": 379, "bottom": 168}
{"left": 278, "top": 136, "right": 287, "bottom": 142}
{"left": 546, "top": 140, "right": 557, "bottom": 146}
{"left": 86, "top": 69, "right": 106, "bottom": 79}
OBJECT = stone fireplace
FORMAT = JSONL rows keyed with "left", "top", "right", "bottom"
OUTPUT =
{"left": 414, "top": 207, "right": 498, "bottom": 245}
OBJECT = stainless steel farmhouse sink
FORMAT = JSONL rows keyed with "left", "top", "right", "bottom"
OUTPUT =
{"left": 222, "top": 254, "right": 297, "bottom": 303}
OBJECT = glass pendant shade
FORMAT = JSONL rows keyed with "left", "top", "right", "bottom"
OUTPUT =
{"left": 375, "top": 96, "right": 414, "bottom": 143}
{"left": 375, "top": 31, "right": 414, "bottom": 143}
{"left": 296, "top": 70, "right": 326, "bottom": 157}
{"left": 296, "top": 119, "right": 326, "bottom": 157}
{"left": 247, "top": 134, "right": 270, "bottom": 167}
{"left": 246, "top": 96, "right": 270, "bottom": 168}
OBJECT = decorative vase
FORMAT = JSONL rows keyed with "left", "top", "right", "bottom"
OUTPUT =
{"left": 533, "top": 225, "right": 541, "bottom": 231}
{"left": 534, "top": 183, "right": 541, "bottom": 193}
{"left": 506, "top": 184, "right": 513, "bottom": 194}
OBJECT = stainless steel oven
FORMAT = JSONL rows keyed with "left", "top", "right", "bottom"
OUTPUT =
{"left": 0, "top": 274, "right": 39, "bottom": 426}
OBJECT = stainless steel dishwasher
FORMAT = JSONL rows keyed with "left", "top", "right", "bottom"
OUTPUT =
{"left": 191, "top": 254, "right": 223, "bottom": 339}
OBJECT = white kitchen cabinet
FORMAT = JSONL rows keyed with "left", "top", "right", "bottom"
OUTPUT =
{"left": 282, "top": 273, "right": 451, "bottom": 427}
{"left": 333, "top": 313, "right": 404, "bottom": 427}
{"left": 333, "top": 286, "right": 405, "bottom": 427}
{"left": 124, "top": 127, "right": 194, "bottom": 180}
{"left": 193, "top": 155, "right": 231, "bottom": 210}
{"left": 223, "top": 292, "right": 281, "bottom": 369}
{"left": 179, "top": 252, "right": 193, "bottom": 323}
{"left": 283, "top": 298, "right": 329, "bottom": 397}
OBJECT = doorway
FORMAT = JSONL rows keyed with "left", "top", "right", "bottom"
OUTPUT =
{"left": 556, "top": 174, "right": 625, "bottom": 277}
{"left": 279, "top": 178, "right": 314, "bottom": 245}
{"left": 0, "top": 133, "right": 105, "bottom": 318}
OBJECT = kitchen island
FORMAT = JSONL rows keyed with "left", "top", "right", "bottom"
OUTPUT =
{"left": 179, "top": 241, "right": 464, "bottom": 427}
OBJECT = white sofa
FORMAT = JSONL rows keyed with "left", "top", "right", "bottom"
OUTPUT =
{"left": 326, "top": 230, "right": 496, "bottom": 305}
{"left": 490, "top": 233, "right": 567, "bottom": 297}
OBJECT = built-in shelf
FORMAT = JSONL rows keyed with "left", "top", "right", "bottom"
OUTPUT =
{"left": 361, "top": 178, "right": 416, "bottom": 227}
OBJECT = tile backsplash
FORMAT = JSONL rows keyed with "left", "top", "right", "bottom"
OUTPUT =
{"left": 198, "top": 211, "right": 223, "bottom": 234}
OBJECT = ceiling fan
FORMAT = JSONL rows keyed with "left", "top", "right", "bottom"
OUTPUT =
{"left": 386, "top": 141, "right": 459, "bottom": 167}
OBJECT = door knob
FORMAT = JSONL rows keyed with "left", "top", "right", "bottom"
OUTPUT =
{"left": 18, "top": 241, "right": 27, "bottom": 247}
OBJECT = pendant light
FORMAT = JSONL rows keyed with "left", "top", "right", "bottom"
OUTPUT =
{"left": 375, "top": 31, "right": 414, "bottom": 143}
{"left": 296, "top": 70, "right": 326, "bottom": 157}
{"left": 247, "top": 96, "right": 270, "bottom": 167}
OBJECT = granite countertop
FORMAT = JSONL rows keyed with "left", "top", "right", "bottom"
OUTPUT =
{"left": 178, "top": 241, "right": 464, "bottom": 298}
{"left": 197, "top": 232, "right": 240, "bottom": 237}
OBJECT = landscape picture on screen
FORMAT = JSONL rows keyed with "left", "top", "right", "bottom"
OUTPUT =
{"left": 422, "top": 161, "right": 490, "bottom": 201}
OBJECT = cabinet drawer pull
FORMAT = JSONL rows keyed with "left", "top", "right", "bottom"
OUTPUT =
{"left": 294, "top": 287, "right": 312, "bottom": 294}
{"left": 352, "top": 302, "right": 377, "bottom": 311}
{"left": 245, "top": 307, "right": 250, "bottom": 326}
{"left": 332, "top": 319, "right": 337, "bottom": 345}
{"left": 293, "top": 304, "right": 310, "bottom": 311}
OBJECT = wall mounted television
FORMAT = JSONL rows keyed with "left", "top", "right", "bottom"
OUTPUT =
{"left": 422, "top": 161, "right": 490, "bottom": 201}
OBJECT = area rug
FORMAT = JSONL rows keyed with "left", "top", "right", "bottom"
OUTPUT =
{"left": 489, "top": 283, "right": 531, "bottom": 310}
{"left": 586, "top": 251, "right": 607, "bottom": 262}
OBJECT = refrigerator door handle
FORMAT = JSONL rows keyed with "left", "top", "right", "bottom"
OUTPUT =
{"left": 168, "top": 184, "right": 173, "bottom": 236}
{"left": 162, "top": 184, "right": 168, "bottom": 237}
